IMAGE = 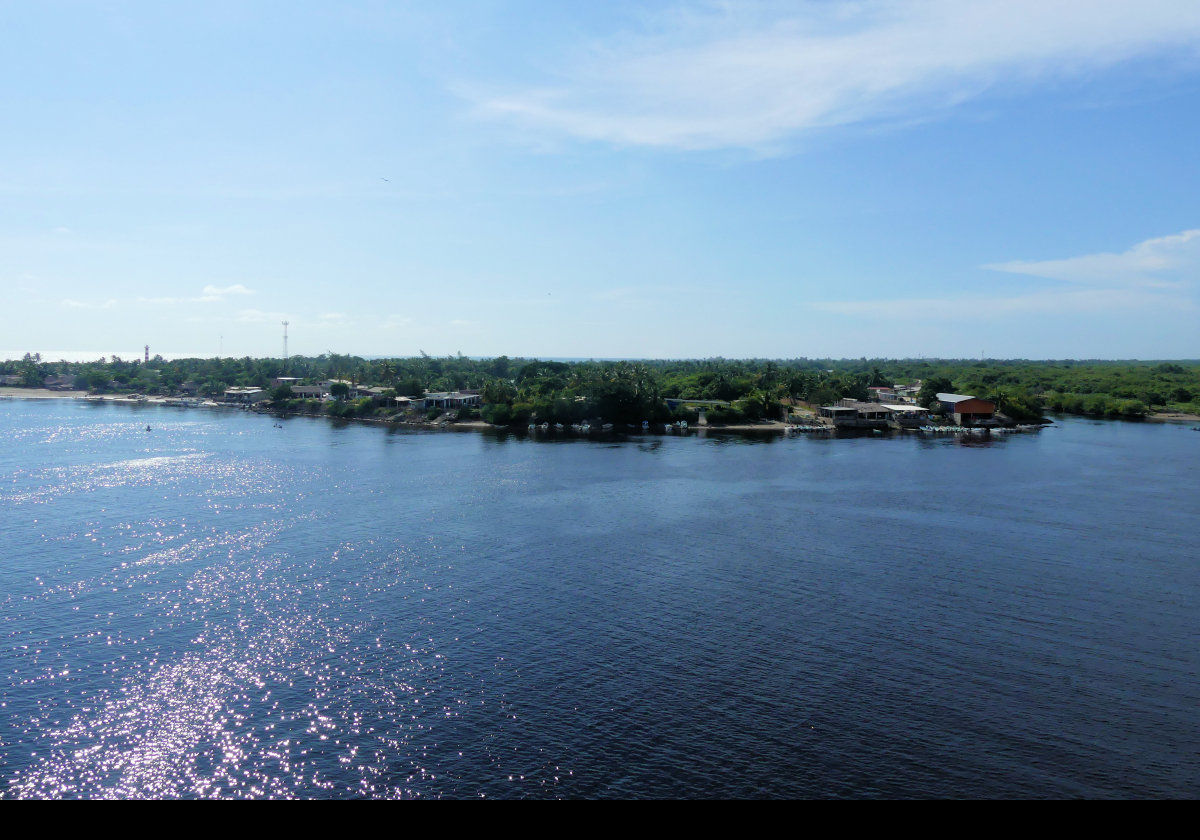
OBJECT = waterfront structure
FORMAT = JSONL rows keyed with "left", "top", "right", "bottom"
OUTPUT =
{"left": 43, "top": 374, "right": 79, "bottom": 390}
{"left": 880, "top": 403, "right": 930, "bottom": 428}
{"left": 937, "top": 393, "right": 996, "bottom": 424}
{"left": 290, "top": 384, "right": 327, "bottom": 399}
{"left": 421, "top": 391, "right": 482, "bottom": 410}
{"left": 821, "top": 400, "right": 893, "bottom": 427}
{"left": 223, "top": 387, "right": 269, "bottom": 404}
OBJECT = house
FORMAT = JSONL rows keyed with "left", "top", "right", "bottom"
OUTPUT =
{"left": 937, "top": 393, "right": 996, "bottom": 424}
{"left": 354, "top": 385, "right": 389, "bottom": 399}
{"left": 821, "top": 401, "right": 891, "bottom": 426}
{"left": 819, "top": 405, "right": 859, "bottom": 424}
{"left": 271, "top": 376, "right": 301, "bottom": 388}
{"left": 290, "top": 384, "right": 327, "bottom": 399}
{"left": 880, "top": 403, "right": 929, "bottom": 426}
{"left": 840, "top": 399, "right": 892, "bottom": 421}
{"left": 43, "top": 374, "right": 79, "bottom": 390}
{"left": 866, "top": 386, "right": 897, "bottom": 402}
{"left": 223, "top": 387, "right": 269, "bottom": 404}
{"left": 420, "top": 391, "right": 482, "bottom": 410}
{"left": 177, "top": 380, "right": 198, "bottom": 396}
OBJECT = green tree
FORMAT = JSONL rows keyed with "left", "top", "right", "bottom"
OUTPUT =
{"left": 918, "top": 377, "right": 953, "bottom": 408}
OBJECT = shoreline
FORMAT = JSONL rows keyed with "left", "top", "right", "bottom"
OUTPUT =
{"left": 0, "top": 387, "right": 90, "bottom": 400}
{"left": 2, "top": 388, "right": 1196, "bottom": 428}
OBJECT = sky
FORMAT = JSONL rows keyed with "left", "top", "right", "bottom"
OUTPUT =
{"left": 2, "top": 0, "right": 1199, "bottom": 361}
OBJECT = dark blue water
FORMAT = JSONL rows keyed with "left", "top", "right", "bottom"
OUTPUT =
{"left": 0, "top": 399, "right": 1197, "bottom": 798}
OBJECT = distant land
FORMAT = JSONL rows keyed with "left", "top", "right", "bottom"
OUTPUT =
{"left": 3, "top": 353, "right": 1198, "bottom": 428}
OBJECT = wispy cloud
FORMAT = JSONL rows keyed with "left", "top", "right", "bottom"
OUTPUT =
{"left": 235, "top": 308, "right": 288, "bottom": 324}
{"left": 232, "top": 309, "right": 351, "bottom": 330}
{"left": 61, "top": 298, "right": 117, "bottom": 310}
{"left": 135, "top": 284, "right": 257, "bottom": 306}
{"left": 475, "top": 0, "right": 1200, "bottom": 151}
{"left": 984, "top": 229, "right": 1200, "bottom": 288}
{"left": 812, "top": 229, "right": 1200, "bottom": 320}
{"left": 202, "top": 283, "right": 254, "bottom": 296}
{"left": 810, "top": 287, "right": 1191, "bottom": 320}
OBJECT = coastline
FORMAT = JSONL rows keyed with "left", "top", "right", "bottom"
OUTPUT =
{"left": 1144, "top": 411, "right": 1200, "bottom": 423}
{"left": 0, "top": 387, "right": 89, "bottom": 400}
{"left": 2, "top": 388, "right": 1195, "bottom": 427}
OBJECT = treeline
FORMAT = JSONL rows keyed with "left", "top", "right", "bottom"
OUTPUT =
{"left": 3, "top": 353, "right": 1198, "bottom": 422}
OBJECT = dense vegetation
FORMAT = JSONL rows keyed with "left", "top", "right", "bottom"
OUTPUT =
{"left": 4, "top": 353, "right": 1198, "bottom": 424}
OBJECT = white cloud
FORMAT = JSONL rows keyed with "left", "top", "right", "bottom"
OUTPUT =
{"left": 135, "top": 284, "right": 258, "bottom": 306}
{"left": 810, "top": 286, "right": 1191, "bottom": 320}
{"left": 813, "top": 229, "right": 1200, "bottom": 321}
{"left": 61, "top": 298, "right": 117, "bottom": 309}
{"left": 315, "top": 312, "right": 351, "bottom": 327}
{"left": 985, "top": 229, "right": 1200, "bottom": 287}
{"left": 202, "top": 283, "right": 254, "bottom": 296}
{"left": 235, "top": 308, "right": 288, "bottom": 324}
{"left": 475, "top": 0, "right": 1200, "bottom": 151}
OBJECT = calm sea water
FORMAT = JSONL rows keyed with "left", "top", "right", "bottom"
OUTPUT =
{"left": 0, "top": 399, "right": 1197, "bottom": 798}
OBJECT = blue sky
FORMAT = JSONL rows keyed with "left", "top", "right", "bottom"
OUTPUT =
{"left": 2, "top": 0, "right": 1199, "bottom": 360}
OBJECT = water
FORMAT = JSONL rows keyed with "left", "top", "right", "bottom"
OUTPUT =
{"left": 0, "top": 400, "right": 1197, "bottom": 798}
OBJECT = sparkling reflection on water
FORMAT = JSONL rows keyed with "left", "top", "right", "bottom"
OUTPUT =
{"left": 1, "top": 401, "right": 1198, "bottom": 798}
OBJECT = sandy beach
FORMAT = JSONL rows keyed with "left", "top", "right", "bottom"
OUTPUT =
{"left": 0, "top": 388, "right": 89, "bottom": 400}
{"left": 1147, "top": 411, "right": 1200, "bottom": 423}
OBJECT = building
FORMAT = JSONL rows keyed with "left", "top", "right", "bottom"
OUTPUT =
{"left": 821, "top": 400, "right": 892, "bottom": 426}
{"left": 866, "top": 386, "right": 897, "bottom": 402}
{"left": 880, "top": 404, "right": 929, "bottom": 426}
{"left": 271, "top": 376, "right": 301, "bottom": 388}
{"left": 421, "top": 391, "right": 482, "bottom": 410}
{"left": 936, "top": 393, "right": 996, "bottom": 424}
{"left": 223, "top": 387, "right": 269, "bottom": 404}
{"left": 43, "top": 374, "right": 79, "bottom": 390}
{"left": 289, "top": 384, "right": 327, "bottom": 399}
{"left": 354, "top": 385, "right": 389, "bottom": 399}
